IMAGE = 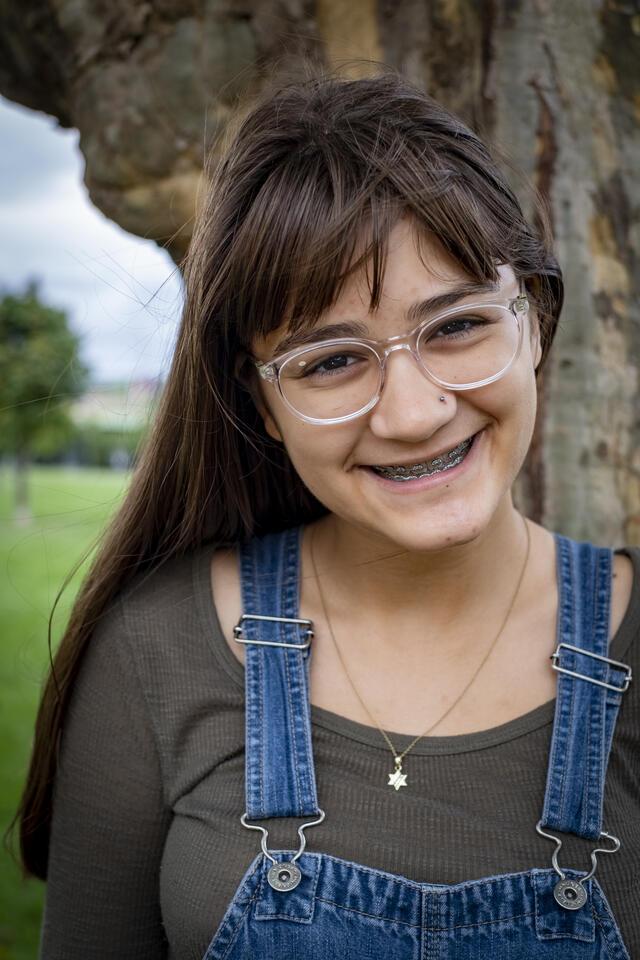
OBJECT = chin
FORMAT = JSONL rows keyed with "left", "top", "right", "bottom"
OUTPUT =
{"left": 357, "top": 510, "right": 486, "bottom": 555}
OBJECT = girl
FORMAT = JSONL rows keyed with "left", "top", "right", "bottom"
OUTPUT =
{"left": 18, "top": 70, "right": 639, "bottom": 958}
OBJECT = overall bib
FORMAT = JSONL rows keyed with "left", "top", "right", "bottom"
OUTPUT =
{"left": 202, "top": 525, "right": 633, "bottom": 960}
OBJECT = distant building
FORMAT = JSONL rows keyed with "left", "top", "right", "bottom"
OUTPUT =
{"left": 68, "top": 378, "right": 162, "bottom": 468}
{"left": 71, "top": 378, "right": 162, "bottom": 432}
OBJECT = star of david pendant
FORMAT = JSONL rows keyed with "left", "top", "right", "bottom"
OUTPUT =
{"left": 388, "top": 756, "right": 407, "bottom": 790}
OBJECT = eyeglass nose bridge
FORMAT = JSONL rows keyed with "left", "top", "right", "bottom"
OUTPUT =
{"left": 375, "top": 339, "right": 445, "bottom": 391}
{"left": 383, "top": 341, "right": 413, "bottom": 355}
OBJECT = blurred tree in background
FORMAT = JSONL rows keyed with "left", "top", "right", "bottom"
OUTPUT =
{"left": 0, "top": 280, "right": 88, "bottom": 520}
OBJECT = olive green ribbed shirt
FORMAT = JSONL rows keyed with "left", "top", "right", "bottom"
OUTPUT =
{"left": 39, "top": 543, "right": 640, "bottom": 959}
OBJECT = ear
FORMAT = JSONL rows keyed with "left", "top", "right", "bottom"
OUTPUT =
{"left": 253, "top": 388, "right": 284, "bottom": 443}
{"left": 529, "top": 313, "right": 542, "bottom": 370}
{"left": 235, "top": 356, "right": 284, "bottom": 443}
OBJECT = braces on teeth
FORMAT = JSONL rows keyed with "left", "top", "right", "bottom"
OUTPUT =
{"left": 372, "top": 437, "right": 474, "bottom": 480}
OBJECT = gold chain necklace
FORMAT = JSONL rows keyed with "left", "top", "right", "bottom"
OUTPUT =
{"left": 309, "top": 513, "right": 531, "bottom": 790}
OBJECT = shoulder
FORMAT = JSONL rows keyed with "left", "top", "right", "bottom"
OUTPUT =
{"left": 610, "top": 546, "right": 640, "bottom": 661}
{"left": 612, "top": 545, "right": 638, "bottom": 600}
{"left": 118, "top": 546, "right": 210, "bottom": 626}
{"left": 106, "top": 542, "right": 237, "bottom": 652}
{"left": 85, "top": 543, "right": 224, "bottom": 702}
{"left": 613, "top": 546, "right": 637, "bottom": 581}
{"left": 612, "top": 548, "right": 635, "bottom": 624}
{"left": 547, "top": 533, "right": 638, "bottom": 667}
{"left": 608, "top": 549, "right": 640, "bottom": 761}
{"left": 84, "top": 547, "right": 209, "bottom": 659}
{"left": 210, "top": 543, "right": 243, "bottom": 658}
{"left": 79, "top": 543, "right": 241, "bottom": 795}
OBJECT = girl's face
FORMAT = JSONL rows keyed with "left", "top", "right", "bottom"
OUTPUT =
{"left": 250, "top": 218, "right": 542, "bottom": 555}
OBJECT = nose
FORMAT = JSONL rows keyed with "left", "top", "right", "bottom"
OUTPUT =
{"left": 367, "top": 346, "right": 455, "bottom": 439}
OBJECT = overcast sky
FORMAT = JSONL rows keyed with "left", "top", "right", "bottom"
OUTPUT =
{"left": 0, "top": 94, "right": 183, "bottom": 384}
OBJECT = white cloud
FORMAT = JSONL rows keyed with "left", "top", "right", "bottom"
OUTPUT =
{"left": 0, "top": 95, "right": 183, "bottom": 382}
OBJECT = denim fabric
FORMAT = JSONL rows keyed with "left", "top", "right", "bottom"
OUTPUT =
{"left": 202, "top": 526, "right": 632, "bottom": 959}
{"left": 541, "top": 539, "right": 629, "bottom": 840}
{"left": 238, "top": 528, "right": 319, "bottom": 820}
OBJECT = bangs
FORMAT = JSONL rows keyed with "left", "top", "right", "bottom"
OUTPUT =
{"left": 226, "top": 123, "right": 507, "bottom": 352}
{"left": 202, "top": 72, "right": 560, "bottom": 380}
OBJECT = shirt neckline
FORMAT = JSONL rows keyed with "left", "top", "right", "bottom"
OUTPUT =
{"left": 193, "top": 539, "right": 640, "bottom": 757}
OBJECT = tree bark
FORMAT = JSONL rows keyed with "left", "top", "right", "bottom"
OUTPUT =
{"left": 0, "top": 0, "right": 638, "bottom": 543}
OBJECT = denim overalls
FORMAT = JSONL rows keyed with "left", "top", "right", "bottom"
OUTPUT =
{"left": 202, "top": 525, "right": 633, "bottom": 959}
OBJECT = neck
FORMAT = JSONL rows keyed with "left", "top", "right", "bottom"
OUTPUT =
{"left": 305, "top": 500, "right": 532, "bottom": 652}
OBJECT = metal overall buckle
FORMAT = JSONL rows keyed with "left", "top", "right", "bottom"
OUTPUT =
{"left": 240, "top": 809, "right": 326, "bottom": 891}
{"left": 549, "top": 642, "right": 632, "bottom": 692}
{"left": 237, "top": 613, "right": 319, "bottom": 891}
{"left": 234, "top": 613, "right": 314, "bottom": 651}
{"left": 535, "top": 821, "right": 621, "bottom": 910}
{"left": 538, "top": 645, "right": 630, "bottom": 909}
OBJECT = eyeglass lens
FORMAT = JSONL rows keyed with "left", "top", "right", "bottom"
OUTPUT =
{"left": 278, "top": 304, "right": 520, "bottom": 421}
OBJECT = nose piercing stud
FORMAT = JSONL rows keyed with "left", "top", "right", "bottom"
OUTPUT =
{"left": 439, "top": 396, "right": 446, "bottom": 402}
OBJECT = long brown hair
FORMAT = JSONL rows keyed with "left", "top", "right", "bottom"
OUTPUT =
{"left": 13, "top": 66, "right": 563, "bottom": 880}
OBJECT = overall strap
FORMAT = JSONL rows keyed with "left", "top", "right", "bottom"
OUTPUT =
{"left": 540, "top": 535, "right": 632, "bottom": 840}
{"left": 237, "top": 524, "right": 320, "bottom": 820}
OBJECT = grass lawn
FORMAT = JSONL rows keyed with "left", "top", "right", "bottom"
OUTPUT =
{"left": 0, "top": 466, "right": 129, "bottom": 960}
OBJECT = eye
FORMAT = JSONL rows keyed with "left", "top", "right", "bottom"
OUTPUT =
{"left": 281, "top": 344, "right": 374, "bottom": 382}
{"left": 302, "top": 352, "right": 363, "bottom": 377}
{"left": 430, "top": 315, "right": 490, "bottom": 340}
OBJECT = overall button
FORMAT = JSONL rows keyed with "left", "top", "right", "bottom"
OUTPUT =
{"left": 267, "top": 860, "right": 302, "bottom": 891}
{"left": 554, "top": 878, "right": 588, "bottom": 910}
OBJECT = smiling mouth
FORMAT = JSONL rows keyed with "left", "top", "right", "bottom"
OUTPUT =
{"left": 368, "top": 434, "right": 478, "bottom": 480}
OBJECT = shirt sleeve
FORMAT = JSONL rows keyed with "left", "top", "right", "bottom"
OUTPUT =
{"left": 39, "top": 599, "right": 171, "bottom": 959}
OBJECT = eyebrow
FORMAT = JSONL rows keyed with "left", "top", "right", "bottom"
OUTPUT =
{"left": 272, "top": 280, "right": 501, "bottom": 355}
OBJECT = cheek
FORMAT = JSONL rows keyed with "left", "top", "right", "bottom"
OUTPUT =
{"left": 471, "top": 365, "right": 538, "bottom": 458}
{"left": 281, "top": 426, "right": 360, "bottom": 497}
{"left": 285, "top": 429, "right": 354, "bottom": 471}
{"left": 498, "top": 368, "right": 539, "bottom": 463}
{"left": 514, "top": 358, "right": 539, "bottom": 420}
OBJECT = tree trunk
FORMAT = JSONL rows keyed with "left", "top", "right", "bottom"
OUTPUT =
{"left": 0, "top": 0, "right": 637, "bottom": 543}
{"left": 13, "top": 450, "right": 31, "bottom": 525}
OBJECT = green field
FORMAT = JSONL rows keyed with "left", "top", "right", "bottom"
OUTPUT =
{"left": 0, "top": 466, "right": 129, "bottom": 960}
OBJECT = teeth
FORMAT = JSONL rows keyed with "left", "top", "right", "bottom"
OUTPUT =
{"left": 372, "top": 436, "right": 474, "bottom": 479}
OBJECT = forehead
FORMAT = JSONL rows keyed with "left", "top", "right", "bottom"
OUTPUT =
{"left": 253, "top": 221, "right": 517, "bottom": 356}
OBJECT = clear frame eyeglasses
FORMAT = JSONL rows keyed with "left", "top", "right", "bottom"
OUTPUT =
{"left": 251, "top": 289, "right": 530, "bottom": 425}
